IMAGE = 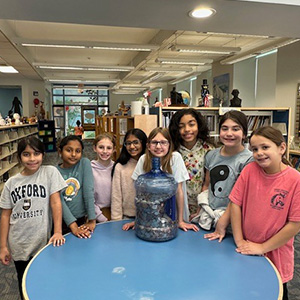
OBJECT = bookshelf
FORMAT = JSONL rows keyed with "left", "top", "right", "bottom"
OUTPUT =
{"left": 38, "top": 120, "right": 56, "bottom": 152}
{"left": 96, "top": 115, "right": 157, "bottom": 159}
{"left": 0, "top": 124, "right": 38, "bottom": 193}
{"left": 157, "top": 106, "right": 290, "bottom": 152}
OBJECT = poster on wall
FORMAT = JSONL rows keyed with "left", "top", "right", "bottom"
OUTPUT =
{"left": 213, "top": 73, "right": 230, "bottom": 107}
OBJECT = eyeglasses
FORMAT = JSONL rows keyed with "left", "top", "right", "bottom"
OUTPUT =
{"left": 149, "top": 140, "right": 169, "bottom": 147}
{"left": 124, "top": 140, "right": 141, "bottom": 147}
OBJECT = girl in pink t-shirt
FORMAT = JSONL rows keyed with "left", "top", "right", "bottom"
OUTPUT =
{"left": 230, "top": 126, "right": 300, "bottom": 300}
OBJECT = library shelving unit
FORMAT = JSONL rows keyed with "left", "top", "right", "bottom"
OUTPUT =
{"left": 0, "top": 123, "right": 38, "bottom": 193}
{"left": 96, "top": 114, "right": 157, "bottom": 159}
{"left": 38, "top": 120, "right": 56, "bottom": 152}
{"left": 158, "top": 106, "right": 291, "bottom": 154}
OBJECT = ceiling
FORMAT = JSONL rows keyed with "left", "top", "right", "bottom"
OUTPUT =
{"left": 0, "top": 0, "right": 300, "bottom": 94}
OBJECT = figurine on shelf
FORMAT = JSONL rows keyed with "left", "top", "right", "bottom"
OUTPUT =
{"left": 10, "top": 96, "right": 23, "bottom": 115}
{"left": 39, "top": 101, "right": 46, "bottom": 119}
{"left": 0, "top": 114, "right": 5, "bottom": 126}
{"left": 14, "top": 113, "right": 21, "bottom": 125}
{"left": 5, "top": 116, "right": 12, "bottom": 126}
{"left": 229, "top": 89, "right": 242, "bottom": 107}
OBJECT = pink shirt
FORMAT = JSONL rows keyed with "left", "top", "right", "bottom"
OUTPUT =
{"left": 230, "top": 162, "right": 300, "bottom": 283}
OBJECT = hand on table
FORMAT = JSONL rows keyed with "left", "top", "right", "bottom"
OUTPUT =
{"left": 236, "top": 240, "right": 265, "bottom": 256}
{"left": 49, "top": 233, "right": 66, "bottom": 247}
{"left": 178, "top": 221, "right": 199, "bottom": 232}
{"left": 122, "top": 221, "right": 135, "bottom": 231}
{"left": 83, "top": 219, "right": 96, "bottom": 233}
{"left": 71, "top": 223, "right": 92, "bottom": 239}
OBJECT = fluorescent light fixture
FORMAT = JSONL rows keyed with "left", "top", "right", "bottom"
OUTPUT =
{"left": 258, "top": 38, "right": 300, "bottom": 54}
{"left": 256, "top": 49, "right": 278, "bottom": 59}
{"left": 235, "top": 0, "right": 300, "bottom": 6}
{"left": 144, "top": 66, "right": 193, "bottom": 72}
{"left": 21, "top": 43, "right": 86, "bottom": 49}
{"left": 156, "top": 57, "right": 213, "bottom": 65}
{"left": 53, "top": 85, "right": 109, "bottom": 90}
{"left": 46, "top": 79, "right": 119, "bottom": 83}
{"left": 33, "top": 63, "right": 134, "bottom": 72}
{"left": 119, "top": 87, "right": 147, "bottom": 91}
{"left": 169, "top": 73, "right": 201, "bottom": 84}
{"left": 189, "top": 8, "right": 216, "bottom": 18}
{"left": 220, "top": 38, "right": 298, "bottom": 64}
{"left": 220, "top": 54, "right": 256, "bottom": 64}
{"left": 0, "top": 66, "right": 18, "bottom": 73}
{"left": 15, "top": 38, "right": 159, "bottom": 52}
{"left": 171, "top": 45, "right": 241, "bottom": 55}
{"left": 112, "top": 90, "right": 142, "bottom": 95}
{"left": 204, "top": 32, "right": 270, "bottom": 39}
{"left": 140, "top": 72, "right": 163, "bottom": 85}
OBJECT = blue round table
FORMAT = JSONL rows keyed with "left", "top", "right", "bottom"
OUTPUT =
{"left": 23, "top": 220, "right": 282, "bottom": 300}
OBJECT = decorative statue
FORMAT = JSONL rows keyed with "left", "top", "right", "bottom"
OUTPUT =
{"left": 170, "top": 87, "right": 183, "bottom": 105}
{"left": 10, "top": 96, "right": 23, "bottom": 115}
{"left": 230, "top": 89, "right": 242, "bottom": 107}
{"left": 200, "top": 79, "right": 210, "bottom": 107}
{"left": 39, "top": 101, "right": 46, "bottom": 119}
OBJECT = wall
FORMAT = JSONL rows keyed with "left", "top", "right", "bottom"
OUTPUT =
{"left": 0, "top": 87, "right": 22, "bottom": 117}
{"left": 211, "top": 62, "right": 233, "bottom": 107}
{"left": 233, "top": 58, "right": 256, "bottom": 107}
{"left": 0, "top": 78, "right": 45, "bottom": 117}
{"left": 110, "top": 92, "right": 143, "bottom": 112}
{"left": 276, "top": 41, "right": 300, "bottom": 137}
{"left": 255, "top": 52, "right": 277, "bottom": 108}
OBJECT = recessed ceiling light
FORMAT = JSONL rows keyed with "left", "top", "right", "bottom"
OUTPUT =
{"left": 0, "top": 66, "right": 18, "bottom": 73}
{"left": 189, "top": 8, "right": 216, "bottom": 19}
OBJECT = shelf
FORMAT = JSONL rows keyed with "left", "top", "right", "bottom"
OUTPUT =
{"left": 0, "top": 148, "right": 17, "bottom": 160}
{"left": 290, "top": 149, "right": 300, "bottom": 156}
{"left": 0, "top": 131, "right": 38, "bottom": 146}
{"left": 0, "top": 161, "right": 19, "bottom": 177}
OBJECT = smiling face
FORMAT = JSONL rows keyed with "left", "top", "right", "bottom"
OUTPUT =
{"left": 20, "top": 145, "right": 43, "bottom": 175}
{"left": 93, "top": 137, "right": 115, "bottom": 163}
{"left": 179, "top": 114, "right": 198, "bottom": 149}
{"left": 147, "top": 132, "right": 170, "bottom": 158}
{"left": 59, "top": 140, "right": 83, "bottom": 168}
{"left": 219, "top": 119, "right": 245, "bottom": 151}
{"left": 125, "top": 134, "right": 143, "bottom": 160}
{"left": 250, "top": 134, "right": 286, "bottom": 174}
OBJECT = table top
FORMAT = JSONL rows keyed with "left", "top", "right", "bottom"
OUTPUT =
{"left": 23, "top": 220, "right": 282, "bottom": 300}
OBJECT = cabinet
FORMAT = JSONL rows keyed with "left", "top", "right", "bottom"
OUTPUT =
{"left": 38, "top": 120, "right": 56, "bottom": 152}
{"left": 0, "top": 124, "right": 38, "bottom": 193}
{"left": 157, "top": 106, "right": 290, "bottom": 153}
{"left": 96, "top": 114, "right": 157, "bottom": 159}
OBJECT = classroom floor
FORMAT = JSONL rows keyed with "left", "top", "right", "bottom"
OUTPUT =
{"left": 1, "top": 140, "right": 300, "bottom": 299}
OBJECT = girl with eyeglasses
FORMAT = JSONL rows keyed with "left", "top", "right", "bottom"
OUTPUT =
{"left": 111, "top": 128, "right": 147, "bottom": 220}
{"left": 123, "top": 127, "right": 199, "bottom": 232}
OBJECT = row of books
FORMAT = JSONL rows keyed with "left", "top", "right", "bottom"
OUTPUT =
{"left": 162, "top": 112, "right": 216, "bottom": 132}
{"left": 247, "top": 116, "right": 270, "bottom": 131}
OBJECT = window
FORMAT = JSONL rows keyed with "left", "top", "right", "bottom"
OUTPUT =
{"left": 52, "top": 85, "right": 109, "bottom": 138}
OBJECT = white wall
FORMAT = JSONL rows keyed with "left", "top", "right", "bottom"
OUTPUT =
{"left": 255, "top": 52, "right": 277, "bottom": 108}
{"left": 110, "top": 92, "right": 143, "bottom": 112}
{"left": 233, "top": 58, "right": 256, "bottom": 107}
{"left": 276, "top": 41, "right": 300, "bottom": 136}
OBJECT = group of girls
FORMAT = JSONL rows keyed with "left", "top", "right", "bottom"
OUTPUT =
{"left": 0, "top": 108, "right": 299, "bottom": 300}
